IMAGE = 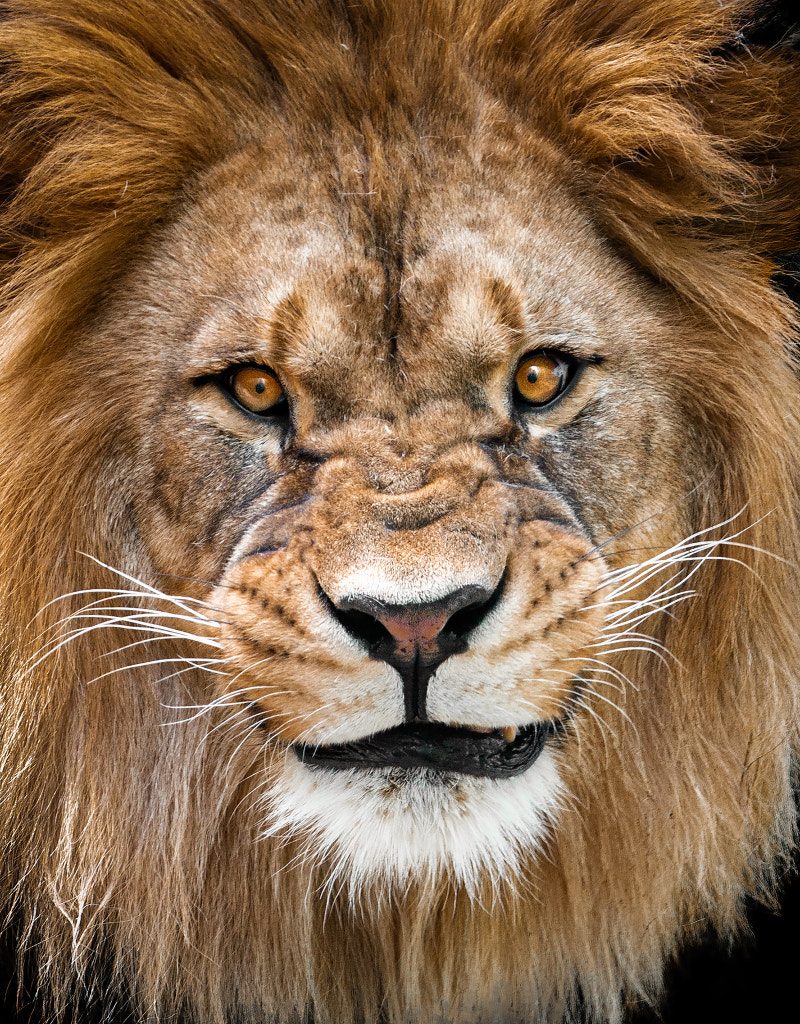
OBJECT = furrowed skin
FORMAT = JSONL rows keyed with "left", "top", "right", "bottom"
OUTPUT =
{"left": 0, "top": 3, "right": 799, "bottom": 1024}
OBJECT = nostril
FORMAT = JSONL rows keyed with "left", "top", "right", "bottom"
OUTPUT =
{"left": 334, "top": 606, "right": 394, "bottom": 648}
{"left": 444, "top": 596, "right": 492, "bottom": 638}
{"left": 443, "top": 573, "right": 504, "bottom": 638}
{"left": 316, "top": 587, "right": 393, "bottom": 648}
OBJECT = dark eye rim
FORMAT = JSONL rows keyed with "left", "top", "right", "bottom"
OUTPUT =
{"left": 199, "top": 363, "right": 290, "bottom": 420}
{"left": 512, "top": 349, "right": 587, "bottom": 411}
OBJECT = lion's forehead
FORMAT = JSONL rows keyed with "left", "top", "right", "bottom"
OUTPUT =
{"left": 164, "top": 131, "right": 647, "bottom": 397}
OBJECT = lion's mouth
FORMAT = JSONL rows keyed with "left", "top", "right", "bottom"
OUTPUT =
{"left": 293, "top": 721, "right": 549, "bottom": 778}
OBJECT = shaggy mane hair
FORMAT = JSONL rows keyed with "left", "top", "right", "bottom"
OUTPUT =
{"left": 1, "top": 1, "right": 799, "bottom": 1022}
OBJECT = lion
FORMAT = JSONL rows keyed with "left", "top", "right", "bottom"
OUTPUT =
{"left": 1, "top": 0, "right": 799, "bottom": 1021}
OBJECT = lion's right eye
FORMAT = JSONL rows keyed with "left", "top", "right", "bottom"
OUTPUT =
{"left": 513, "top": 350, "right": 579, "bottom": 409}
{"left": 226, "top": 365, "right": 286, "bottom": 415}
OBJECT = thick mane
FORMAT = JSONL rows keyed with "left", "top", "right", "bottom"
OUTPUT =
{"left": 1, "top": 2, "right": 799, "bottom": 1022}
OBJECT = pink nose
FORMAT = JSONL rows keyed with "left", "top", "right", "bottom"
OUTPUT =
{"left": 373, "top": 609, "right": 452, "bottom": 645}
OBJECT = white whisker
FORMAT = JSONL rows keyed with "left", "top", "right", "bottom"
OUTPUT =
{"left": 85, "top": 656, "right": 228, "bottom": 685}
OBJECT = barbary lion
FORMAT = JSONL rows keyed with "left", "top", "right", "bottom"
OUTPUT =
{"left": 1, "top": 0, "right": 800, "bottom": 1021}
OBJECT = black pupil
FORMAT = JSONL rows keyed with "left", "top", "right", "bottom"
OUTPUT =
{"left": 254, "top": 380, "right": 266, "bottom": 394}
{"left": 527, "top": 367, "right": 540, "bottom": 383}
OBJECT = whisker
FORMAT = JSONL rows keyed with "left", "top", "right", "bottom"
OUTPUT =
{"left": 161, "top": 685, "right": 287, "bottom": 726}
{"left": 572, "top": 696, "right": 617, "bottom": 748}
{"left": 591, "top": 630, "right": 675, "bottom": 658}
{"left": 39, "top": 608, "right": 225, "bottom": 642}
{"left": 85, "top": 656, "right": 228, "bottom": 685}
{"left": 94, "top": 635, "right": 226, "bottom": 658}
{"left": 29, "top": 619, "right": 223, "bottom": 667}
{"left": 77, "top": 555, "right": 232, "bottom": 621}
{"left": 567, "top": 656, "right": 641, "bottom": 694}
{"left": 50, "top": 609, "right": 222, "bottom": 640}
{"left": 601, "top": 593, "right": 697, "bottom": 632}
{"left": 573, "top": 482, "right": 739, "bottom": 567}
{"left": 596, "top": 516, "right": 778, "bottom": 607}
{"left": 24, "top": 624, "right": 221, "bottom": 676}
{"left": 29, "top": 585, "right": 223, "bottom": 628}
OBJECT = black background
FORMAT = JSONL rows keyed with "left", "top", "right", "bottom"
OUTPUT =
{"left": 626, "top": 858, "right": 800, "bottom": 1023}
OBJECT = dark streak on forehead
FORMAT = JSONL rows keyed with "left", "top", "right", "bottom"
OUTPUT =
{"left": 488, "top": 278, "right": 527, "bottom": 337}
{"left": 267, "top": 292, "right": 308, "bottom": 365}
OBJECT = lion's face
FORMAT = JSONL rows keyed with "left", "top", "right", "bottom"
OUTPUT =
{"left": 82, "top": 125, "right": 691, "bottom": 885}
{"left": 4, "top": 3, "right": 800, "bottom": 1021}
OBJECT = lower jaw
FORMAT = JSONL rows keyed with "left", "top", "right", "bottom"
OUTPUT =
{"left": 293, "top": 721, "right": 550, "bottom": 779}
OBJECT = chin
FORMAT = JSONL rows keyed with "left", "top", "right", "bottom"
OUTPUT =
{"left": 259, "top": 746, "right": 565, "bottom": 897}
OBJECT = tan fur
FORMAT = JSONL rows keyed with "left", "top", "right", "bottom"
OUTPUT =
{"left": 1, "top": 1, "right": 800, "bottom": 1021}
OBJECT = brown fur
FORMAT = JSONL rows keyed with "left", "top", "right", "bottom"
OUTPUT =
{"left": 1, "top": 1, "right": 800, "bottom": 1021}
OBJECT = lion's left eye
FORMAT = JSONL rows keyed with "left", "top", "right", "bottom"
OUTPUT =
{"left": 513, "top": 351, "right": 575, "bottom": 407}
{"left": 227, "top": 365, "right": 286, "bottom": 415}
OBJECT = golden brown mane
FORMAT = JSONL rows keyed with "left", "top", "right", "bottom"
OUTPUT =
{"left": 1, "top": 2, "right": 799, "bottom": 1021}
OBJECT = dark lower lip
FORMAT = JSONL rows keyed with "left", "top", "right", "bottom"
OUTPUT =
{"left": 293, "top": 721, "right": 549, "bottom": 779}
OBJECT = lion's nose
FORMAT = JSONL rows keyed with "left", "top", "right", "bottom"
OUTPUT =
{"left": 336, "top": 585, "right": 495, "bottom": 649}
{"left": 329, "top": 584, "right": 499, "bottom": 721}
{"left": 367, "top": 606, "right": 452, "bottom": 645}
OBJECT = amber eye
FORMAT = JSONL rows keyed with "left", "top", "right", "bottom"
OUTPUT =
{"left": 229, "top": 366, "right": 285, "bottom": 414}
{"left": 514, "top": 351, "right": 571, "bottom": 407}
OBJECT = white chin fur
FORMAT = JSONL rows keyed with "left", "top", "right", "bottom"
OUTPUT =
{"left": 259, "top": 748, "right": 563, "bottom": 899}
